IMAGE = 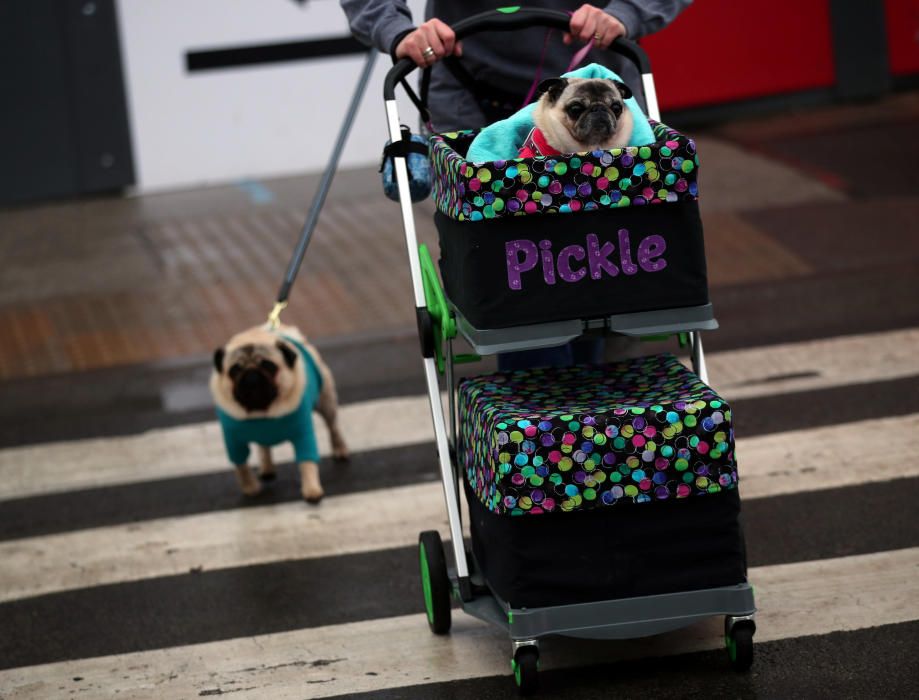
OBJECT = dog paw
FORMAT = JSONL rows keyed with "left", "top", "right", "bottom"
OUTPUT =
{"left": 301, "top": 485, "right": 325, "bottom": 504}
{"left": 332, "top": 444, "right": 350, "bottom": 462}
{"left": 239, "top": 481, "right": 263, "bottom": 497}
{"left": 235, "top": 469, "right": 263, "bottom": 497}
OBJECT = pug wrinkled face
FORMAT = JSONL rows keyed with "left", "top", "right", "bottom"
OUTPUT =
{"left": 534, "top": 77, "right": 634, "bottom": 152}
{"left": 213, "top": 340, "right": 299, "bottom": 413}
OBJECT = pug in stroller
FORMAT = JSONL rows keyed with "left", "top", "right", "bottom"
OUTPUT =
{"left": 210, "top": 324, "right": 348, "bottom": 503}
{"left": 519, "top": 77, "right": 634, "bottom": 157}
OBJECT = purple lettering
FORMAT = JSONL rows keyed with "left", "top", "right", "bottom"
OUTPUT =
{"left": 617, "top": 228, "right": 638, "bottom": 275}
{"left": 539, "top": 240, "right": 556, "bottom": 285}
{"left": 557, "top": 245, "right": 587, "bottom": 282}
{"left": 637, "top": 235, "right": 668, "bottom": 272}
{"left": 505, "top": 239, "right": 538, "bottom": 290}
{"left": 586, "top": 233, "right": 619, "bottom": 279}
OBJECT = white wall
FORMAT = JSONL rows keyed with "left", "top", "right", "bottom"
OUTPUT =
{"left": 116, "top": 0, "right": 425, "bottom": 192}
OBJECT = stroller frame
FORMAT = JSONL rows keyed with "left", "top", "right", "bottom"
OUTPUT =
{"left": 382, "top": 8, "right": 755, "bottom": 693}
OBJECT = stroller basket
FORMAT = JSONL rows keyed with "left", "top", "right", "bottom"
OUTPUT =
{"left": 431, "top": 122, "right": 698, "bottom": 221}
{"left": 432, "top": 122, "right": 711, "bottom": 331}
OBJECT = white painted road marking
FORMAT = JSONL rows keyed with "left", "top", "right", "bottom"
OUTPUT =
{"left": 3, "top": 413, "right": 917, "bottom": 602}
{"left": 2, "top": 327, "right": 917, "bottom": 501}
{"left": 2, "top": 547, "right": 917, "bottom": 699}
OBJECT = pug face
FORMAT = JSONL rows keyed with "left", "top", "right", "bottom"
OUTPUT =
{"left": 211, "top": 327, "right": 304, "bottom": 417}
{"left": 533, "top": 77, "right": 634, "bottom": 153}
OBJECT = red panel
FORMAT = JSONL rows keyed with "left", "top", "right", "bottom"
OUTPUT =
{"left": 641, "top": 0, "right": 836, "bottom": 111}
{"left": 885, "top": 0, "right": 919, "bottom": 75}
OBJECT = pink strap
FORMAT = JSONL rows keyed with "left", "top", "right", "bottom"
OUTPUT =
{"left": 520, "top": 30, "right": 596, "bottom": 109}
{"left": 521, "top": 28, "right": 554, "bottom": 107}
{"left": 567, "top": 37, "right": 596, "bottom": 71}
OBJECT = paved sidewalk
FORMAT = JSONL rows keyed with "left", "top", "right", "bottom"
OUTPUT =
{"left": 1, "top": 91, "right": 917, "bottom": 381}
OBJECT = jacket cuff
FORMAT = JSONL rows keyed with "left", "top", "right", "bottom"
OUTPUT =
{"left": 388, "top": 27, "right": 415, "bottom": 60}
{"left": 379, "top": 20, "right": 417, "bottom": 60}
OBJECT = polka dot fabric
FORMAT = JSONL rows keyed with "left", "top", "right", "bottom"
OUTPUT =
{"left": 430, "top": 121, "right": 699, "bottom": 222}
{"left": 458, "top": 354, "right": 737, "bottom": 516}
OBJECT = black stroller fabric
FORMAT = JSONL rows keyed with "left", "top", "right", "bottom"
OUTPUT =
{"left": 437, "top": 202, "right": 708, "bottom": 328}
{"left": 430, "top": 122, "right": 709, "bottom": 330}
{"left": 467, "top": 481, "right": 747, "bottom": 608}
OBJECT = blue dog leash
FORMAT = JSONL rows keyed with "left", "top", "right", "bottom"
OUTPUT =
{"left": 268, "top": 49, "right": 378, "bottom": 331}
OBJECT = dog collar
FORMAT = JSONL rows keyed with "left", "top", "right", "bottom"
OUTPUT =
{"left": 519, "top": 127, "right": 563, "bottom": 158}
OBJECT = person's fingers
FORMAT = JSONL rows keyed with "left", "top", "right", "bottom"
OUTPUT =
{"left": 569, "top": 5, "right": 590, "bottom": 38}
{"left": 567, "top": 5, "right": 626, "bottom": 48}
{"left": 578, "top": 11, "right": 601, "bottom": 43}
{"left": 394, "top": 30, "right": 425, "bottom": 66}
{"left": 417, "top": 26, "right": 445, "bottom": 64}
{"left": 594, "top": 15, "right": 626, "bottom": 48}
{"left": 429, "top": 18, "right": 455, "bottom": 57}
{"left": 454, "top": 39, "right": 463, "bottom": 57}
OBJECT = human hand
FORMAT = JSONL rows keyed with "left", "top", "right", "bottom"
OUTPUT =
{"left": 395, "top": 18, "right": 463, "bottom": 67}
{"left": 565, "top": 4, "right": 627, "bottom": 49}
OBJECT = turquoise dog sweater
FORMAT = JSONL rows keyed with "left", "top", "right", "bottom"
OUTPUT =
{"left": 466, "top": 63, "right": 654, "bottom": 163}
{"left": 216, "top": 336, "right": 323, "bottom": 466}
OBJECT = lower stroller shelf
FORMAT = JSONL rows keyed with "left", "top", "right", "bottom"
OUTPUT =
{"left": 454, "top": 303, "right": 718, "bottom": 355}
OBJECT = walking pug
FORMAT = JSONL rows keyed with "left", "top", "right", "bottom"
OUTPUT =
{"left": 210, "top": 324, "right": 348, "bottom": 503}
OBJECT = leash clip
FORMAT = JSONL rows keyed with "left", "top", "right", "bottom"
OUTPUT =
{"left": 267, "top": 301, "right": 288, "bottom": 331}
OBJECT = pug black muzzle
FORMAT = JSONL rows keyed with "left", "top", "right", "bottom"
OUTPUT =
{"left": 574, "top": 103, "right": 624, "bottom": 143}
{"left": 231, "top": 361, "right": 279, "bottom": 412}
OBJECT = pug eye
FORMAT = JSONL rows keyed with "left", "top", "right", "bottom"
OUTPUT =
{"left": 566, "top": 103, "right": 585, "bottom": 119}
{"left": 228, "top": 363, "right": 243, "bottom": 380}
{"left": 259, "top": 359, "right": 278, "bottom": 375}
{"left": 612, "top": 102, "right": 623, "bottom": 116}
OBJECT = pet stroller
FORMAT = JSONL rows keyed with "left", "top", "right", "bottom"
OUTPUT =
{"left": 382, "top": 8, "right": 755, "bottom": 694}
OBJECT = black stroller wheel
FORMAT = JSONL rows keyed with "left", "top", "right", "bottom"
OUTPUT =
{"left": 513, "top": 645, "right": 539, "bottom": 696}
{"left": 419, "top": 530, "right": 451, "bottom": 635}
{"left": 725, "top": 618, "right": 755, "bottom": 671}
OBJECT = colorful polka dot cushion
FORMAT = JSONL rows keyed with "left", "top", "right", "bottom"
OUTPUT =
{"left": 459, "top": 353, "right": 737, "bottom": 516}
{"left": 430, "top": 121, "right": 698, "bottom": 222}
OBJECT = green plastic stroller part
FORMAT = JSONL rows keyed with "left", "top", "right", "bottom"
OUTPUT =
{"left": 419, "top": 244, "right": 481, "bottom": 373}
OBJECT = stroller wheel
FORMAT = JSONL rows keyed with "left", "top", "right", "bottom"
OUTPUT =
{"left": 724, "top": 616, "right": 755, "bottom": 671}
{"left": 418, "top": 530, "right": 451, "bottom": 635}
{"left": 512, "top": 645, "right": 539, "bottom": 696}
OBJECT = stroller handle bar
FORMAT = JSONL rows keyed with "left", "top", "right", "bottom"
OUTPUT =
{"left": 382, "top": 7, "right": 652, "bottom": 100}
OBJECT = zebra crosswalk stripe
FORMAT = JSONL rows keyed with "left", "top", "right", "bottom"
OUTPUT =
{"left": 2, "top": 547, "right": 917, "bottom": 699}
{"left": 2, "top": 413, "right": 917, "bottom": 602}
{"left": 1, "top": 327, "right": 917, "bottom": 502}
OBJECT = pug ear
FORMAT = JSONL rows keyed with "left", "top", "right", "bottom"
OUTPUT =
{"left": 277, "top": 341, "right": 298, "bottom": 369}
{"left": 213, "top": 348, "right": 225, "bottom": 373}
{"left": 611, "top": 79, "right": 633, "bottom": 100}
{"left": 536, "top": 77, "right": 568, "bottom": 105}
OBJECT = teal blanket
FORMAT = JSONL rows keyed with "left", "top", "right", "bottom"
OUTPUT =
{"left": 466, "top": 63, "right": 654, "bottom": 164}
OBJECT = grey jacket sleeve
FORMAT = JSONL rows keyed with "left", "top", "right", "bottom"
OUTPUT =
{"left": 340, "top": 0, "right": 417, "bottom": 55}
{"left": 603, "top": 0, "right": 692, "bottom": 40}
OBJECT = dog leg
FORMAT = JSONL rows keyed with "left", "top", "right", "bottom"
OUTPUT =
{"left": 234, "top": 464, "right": 262, "bottom": 497}
{"left": 299, "top": 460, "right": 324, "bottom": 503}
{"left": 257, "top": 445, "right": 277, "bottom": 482}
{"left": 317, "top": 379, "right": 349, "bottom": 462}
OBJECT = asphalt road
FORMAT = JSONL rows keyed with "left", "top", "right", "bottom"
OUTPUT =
{"left": 2, "top": 98, "right": 919, "bottom": 698}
